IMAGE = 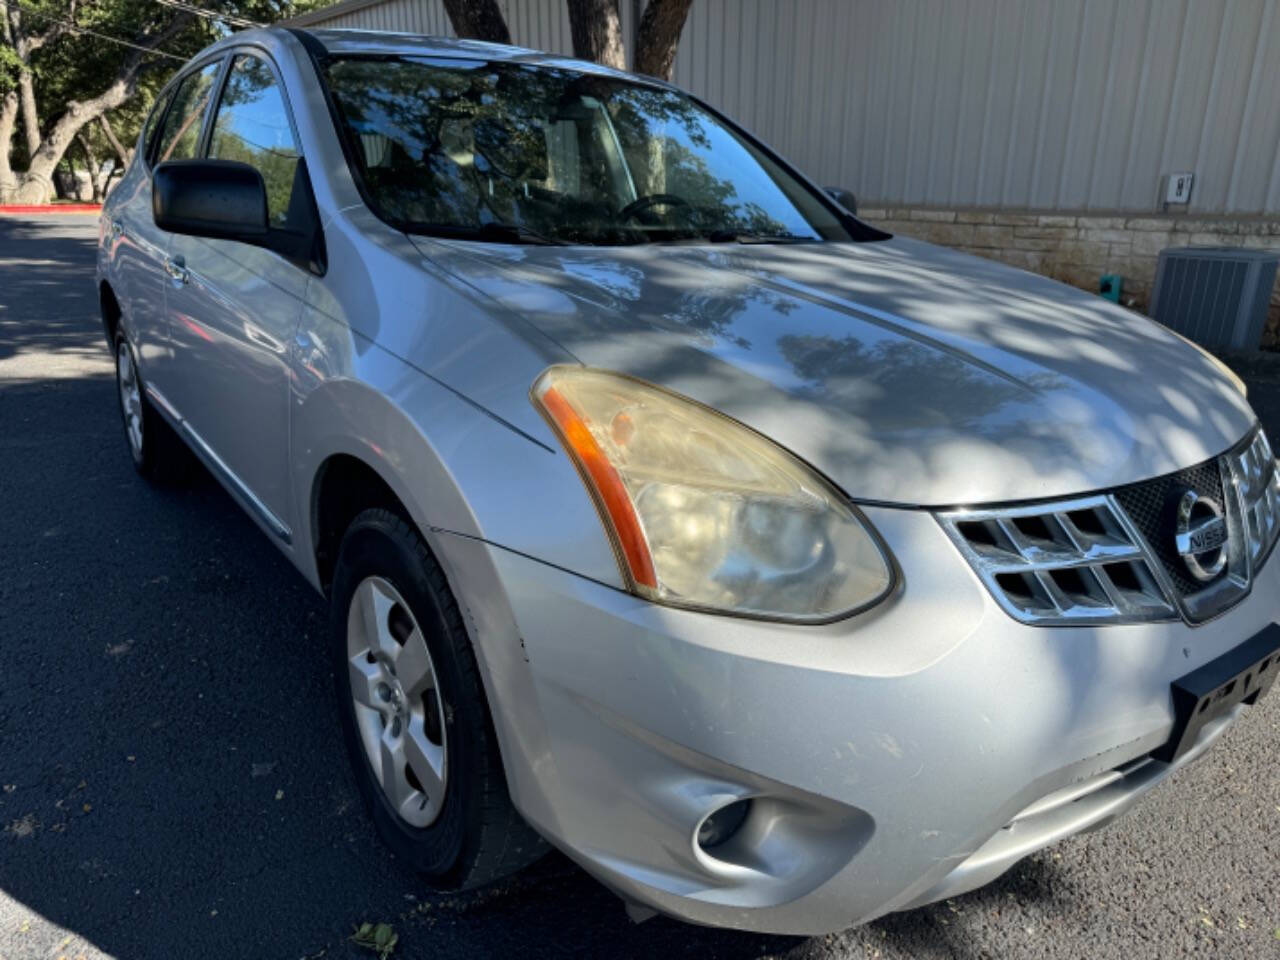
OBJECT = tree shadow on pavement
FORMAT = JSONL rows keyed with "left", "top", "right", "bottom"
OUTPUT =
{"left": 0, "top": 218, "right": 104, "bottom": 373}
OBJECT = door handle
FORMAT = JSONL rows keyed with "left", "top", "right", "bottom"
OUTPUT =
{"left": 165, "top": 255, "right": 189, "bottom": 285}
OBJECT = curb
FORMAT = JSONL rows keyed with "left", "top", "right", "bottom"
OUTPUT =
{"left": 0, "top": 204, "right": 102, "bottom": 215}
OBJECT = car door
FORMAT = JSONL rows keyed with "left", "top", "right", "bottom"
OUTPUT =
{"left": 164, "top": 51, "right": 309, "bottom": 544}
{"left": 113, "top": 60, "right": 221, "bottom": 389}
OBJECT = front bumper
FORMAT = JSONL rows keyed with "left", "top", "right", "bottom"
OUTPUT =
{"left": 435, "top": 505, "right": 1280, "bottom": 936}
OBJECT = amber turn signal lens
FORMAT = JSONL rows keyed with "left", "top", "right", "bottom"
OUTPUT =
{"left": 538, "top": 384, "right": 658, "bottom": 589}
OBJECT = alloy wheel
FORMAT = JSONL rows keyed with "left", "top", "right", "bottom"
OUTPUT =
{"left": 116, "top": 339, "right": 144, "bottom": 460}
{"left": 346, "top": 576, "right": 449, "bottom": 828}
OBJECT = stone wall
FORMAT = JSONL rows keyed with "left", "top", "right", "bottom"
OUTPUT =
{"left": 859, "top": 207, "right": 1280, "bottom": 348}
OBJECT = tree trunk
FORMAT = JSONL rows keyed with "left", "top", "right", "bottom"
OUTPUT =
{"left": 566, "top": 0, "right": 626, "bottom": 70}
{"left": 17, "top": 70, "right": 41, "bottom": 159}
{"left": 0, "top": 91, "right": 18, "bottom": 202}
{"left": 440, "top": 0, "right": 511, "bottom": 44}
{"left": 76, "top": 130, "right": 109, "bottom": 203}
{"left": 7, "top": 13, "right": 192, "bottom": 204}
{"left": 633, "top": 0, "right": 692, "bottom": 81}
{"left": 14, "top": 76, "right": 135, "bottom": 203}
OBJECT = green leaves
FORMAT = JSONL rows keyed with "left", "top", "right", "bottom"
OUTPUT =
{"left": 0, "top": 45, "right": 23, "bottom": 88}
{"left": 350, "top": 921, "right": 399, "bottom": 959}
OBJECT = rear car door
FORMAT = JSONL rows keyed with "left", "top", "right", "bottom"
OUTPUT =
{"left": 164, "top": 51, "right": 309, "bottom": 544}
{"left": 112, "top": 60, "right": 221, "bottom": 390}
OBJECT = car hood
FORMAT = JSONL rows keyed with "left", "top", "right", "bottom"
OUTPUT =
{"left": 413, "top": 234, "right": 1256, "bottom": 507}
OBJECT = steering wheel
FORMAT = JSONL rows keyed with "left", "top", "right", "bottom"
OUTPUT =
{"left": 618, "top": 193, "right": 691, "bottom": 221}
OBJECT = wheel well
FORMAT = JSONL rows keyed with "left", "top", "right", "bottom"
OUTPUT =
{"left": 99, "top": 281, "right": 121, "bottom": 349}
{"left": 312, "top": 454, "right": 410, "bottom": 593}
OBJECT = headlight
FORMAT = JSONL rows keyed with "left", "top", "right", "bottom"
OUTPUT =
{"left": 532, "top": 366, "right": 895, "bottom": 621}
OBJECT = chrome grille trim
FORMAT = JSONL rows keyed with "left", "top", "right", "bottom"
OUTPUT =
{"left": 1230, "top": 428, "right": 1280, "bottom": 568}
{"left": 939, "top": 426, "right": 1278, "bottom": 628}
{"left": 938, "top": 495, "right": 1178, "bottom": 625}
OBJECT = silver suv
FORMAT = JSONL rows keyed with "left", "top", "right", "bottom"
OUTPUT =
{"left": 97, "top": 27, "right": 1280, "bottom": 935}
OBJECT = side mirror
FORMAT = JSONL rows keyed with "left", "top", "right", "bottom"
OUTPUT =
{"left": 153, "top": 158, "right": 326, "bottom": 273}
{"left": 153, "top": 159, "right": 269, "bottom": 242}
{"left": 824, "top": 186, "right": 858, "bottom": 216}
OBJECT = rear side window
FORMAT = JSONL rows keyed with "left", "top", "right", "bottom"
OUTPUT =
{"left": 141, "top": 88, "right": 175, "bottom": 165}
{"left": 155, "top": 61, "right": 221, "bottom": 164}
{"left": 208, "top": 54, "right": 301, "bottom": 229}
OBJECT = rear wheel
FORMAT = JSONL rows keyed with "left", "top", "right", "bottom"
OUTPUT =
{"left": 114, "top": 331, "right": 190, "bottom": 482}
{"left": 330, "top": 508, "right": 546, "bottom": 887}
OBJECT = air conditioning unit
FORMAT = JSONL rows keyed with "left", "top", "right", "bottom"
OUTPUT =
{"left": 1149, "top": 246, "right": 1278, "bottom": 351}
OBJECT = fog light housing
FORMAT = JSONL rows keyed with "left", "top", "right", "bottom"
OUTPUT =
{"left": 696, "top": 798, "right": 752, "bottom": 850}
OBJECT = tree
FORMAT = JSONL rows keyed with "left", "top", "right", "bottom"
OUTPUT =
{"left": 632, "top": 0, "right": 691, "bottom": 80}
{"left": 565, "top": 0, "right": 624, "bottom": 71}
{"left": 440, "top": 0, "right": 693, "bottom": 82}
{"left": 0, "top": 0, "right": 196, "bottom": 202}
{"left": 0, "top": 0, "right": 322, "bottom": 203}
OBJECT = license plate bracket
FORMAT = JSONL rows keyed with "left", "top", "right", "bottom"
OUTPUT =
{"left": 1151, "top": 623, "right": 1280, "bottom": 763}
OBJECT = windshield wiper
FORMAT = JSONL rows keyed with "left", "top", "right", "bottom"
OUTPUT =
{"left": 411, "top": 221, "right": 565, "bottom": 246}
{"left": 704, "top": 229, "right": 818, "bottom": 244}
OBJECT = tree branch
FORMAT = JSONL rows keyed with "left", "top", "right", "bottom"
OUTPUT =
{"left": 440, "top": 0, "right": 510, "bottom": 44}
{"left": 99, "top": 113, "right": 130, "bottom": 165}
{"left": 17, "top": 70, "right": 39, "bottom": 157}
{"left": 21, "top": 10, "right": 73, "bottom": 56}
{"left": 633, "top": 0, "right": 692, "bottom": 81}
{"left": 1, "top": 0, "right": 18, "bottom": 46}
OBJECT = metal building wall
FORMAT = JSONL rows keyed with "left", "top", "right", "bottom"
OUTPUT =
{"left": 298, "top": 0, "right": 1280, "bottom": 215}
{"left": 671, "top": 0, "right": 1280, "bottom": 215}
{"left": 302, "top": 0, "right": 634, "bottom": 65}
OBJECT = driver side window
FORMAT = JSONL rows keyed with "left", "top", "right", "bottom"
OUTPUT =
{"left": 208, "top": 54, "right": 302, "bottom": 230}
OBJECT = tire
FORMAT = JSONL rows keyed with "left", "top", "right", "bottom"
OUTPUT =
{"left": 330, "top": 508, "right": 546, "bottom": 888}
{"left": 113, "top": 331, "right": 191, "bottom": 483}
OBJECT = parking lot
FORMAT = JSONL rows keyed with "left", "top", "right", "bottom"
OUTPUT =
{"left": 1, "top": 214, "right": 1278, "bottom": 960}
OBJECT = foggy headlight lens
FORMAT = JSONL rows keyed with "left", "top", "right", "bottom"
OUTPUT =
{"left": 532, "top": 367, "right": 895, "bottom": 621}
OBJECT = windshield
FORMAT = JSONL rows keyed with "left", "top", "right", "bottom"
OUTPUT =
{"left": 322, "top": 56, "right": 862, "bottom": 245}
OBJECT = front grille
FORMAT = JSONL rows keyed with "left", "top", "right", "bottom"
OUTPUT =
{"left": 939, "top": 427, "right": 1279, "bottom": 627}
{"left": 938, "top": 496, "right": 1176, "bottom": 624}
{"left": 1113, "top": 461, "right": 1226, "bottom": 597}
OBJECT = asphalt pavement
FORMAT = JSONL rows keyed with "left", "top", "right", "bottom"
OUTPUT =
{"left": 1, "top": 215, "right": 1278, "bottom": 960}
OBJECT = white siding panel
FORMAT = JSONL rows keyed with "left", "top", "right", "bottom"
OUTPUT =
{"left": 302, "top": 0, "right": 1280, "bottom": 214}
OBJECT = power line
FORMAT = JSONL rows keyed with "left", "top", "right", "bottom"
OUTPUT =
{"left": 153, "top": 0, "right": 262, "bottom": 31}
{"left": 12, "top": 4, "right": 189, "bottom": 61}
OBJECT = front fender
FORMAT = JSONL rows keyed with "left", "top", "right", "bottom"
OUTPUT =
{"left": 289, "top": 304, "right": 624, "bottom": 593}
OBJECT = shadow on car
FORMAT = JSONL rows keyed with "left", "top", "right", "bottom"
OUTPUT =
{"left": 0, "top": 216, "right": 1078, "bottom": 960}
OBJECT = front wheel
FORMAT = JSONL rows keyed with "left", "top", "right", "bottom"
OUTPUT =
{"left": 114, "top": 331, "right": 190, "bottom": 483}
{"left": 330, "top": 509, "right": 546, "bottom": 888}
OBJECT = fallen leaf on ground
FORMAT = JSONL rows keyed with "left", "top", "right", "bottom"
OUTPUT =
{"left": 351, "top": 921, "right": 398, "bottom": 959}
